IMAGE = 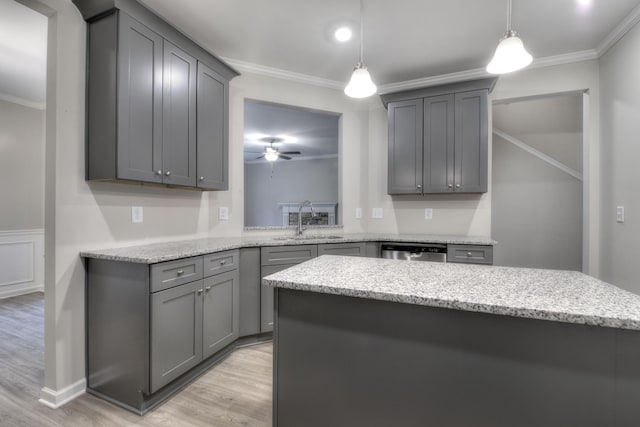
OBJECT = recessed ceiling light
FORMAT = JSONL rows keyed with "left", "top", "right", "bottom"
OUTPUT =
{"left": 334, "top": 27, "right": 352, "bottom": 42}
{"left": 576, "top": 0, "right": 592, "bottom": 6}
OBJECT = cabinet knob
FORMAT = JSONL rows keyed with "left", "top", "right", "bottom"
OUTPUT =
{"left": 197, "top": 289, "right": 203, "bottom": 295}
{"left": 417, "top": 185, "right": 422, "bottom": 190}
{"left": 220, "top": 260, "right": 226, "bottom": 265}
{"left": 456, "top": 184, "right": 461, "bottom": 188}
{"left": 165, "top": 171, "right": 171, "bottom": 177}
{"left": 176, "top": 270, "right": 184, "bottom": 276}
{"left": 448, "top": 184, "right": 453, "bottom": 188}
{"left": 156, "top": 170, "right": 163, "bottom": 175}
{"left": 199, "top": 176, "right": 205, "bottom": 181}
{"left": 205, "top": 286, "right": 212, "bottom": 292}
{"left": 467, "top": 252, "right": 473, "bottom": 257}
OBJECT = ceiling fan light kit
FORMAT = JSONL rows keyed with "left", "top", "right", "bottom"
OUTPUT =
{"left": 344, "top": 0, "right": 377, "bottom": 98}
{"left": 486, "top": 0, "right": 533, "bottom": 74}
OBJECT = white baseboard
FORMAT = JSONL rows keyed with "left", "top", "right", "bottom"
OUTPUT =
{"left": 39, "top": 378, "right": 86, "bottom": 409}
{"left": 0, "top": 284, "right": 43, "bottom": 299}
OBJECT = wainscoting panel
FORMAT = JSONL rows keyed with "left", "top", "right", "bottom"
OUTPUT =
{"left": 0, "top": 230, "right": 44, "bottom": 299}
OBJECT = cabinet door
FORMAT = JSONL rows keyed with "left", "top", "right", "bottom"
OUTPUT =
{"left": 423, "top": 94, "right": 455, "bottom": 193}
{"left": 202, "top": 270, "right": 239, "bottom": 359}
{"left": 117, "top": 13, "right": 163, "bottom": 183}
{"left": 261, "top": 263, "right": 296, "bottom": 333}
{"left": 197, "top": 62, "right": 228, "bottom": 190}
{"left": 239, "top": 248, "right": 261, "bottom": 337}
{"left": 150, "top": 280, "right": 203, "bottom": 393}
{"left": 454, "top": 90, "right": 488, "bottom": 193}
{"left": 388, "top": 99, "right": 423, "bottom": 194}
{"left": 162, "top": 41, "right": 197, "bottom": 187}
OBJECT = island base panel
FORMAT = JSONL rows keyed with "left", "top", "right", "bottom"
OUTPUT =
{"left": 273, "top": 288, "right": 640, "bottom": 427}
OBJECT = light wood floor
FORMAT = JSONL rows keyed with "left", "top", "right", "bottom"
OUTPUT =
{"left": 0, "top": 293, "right": 272, "bottom": 427}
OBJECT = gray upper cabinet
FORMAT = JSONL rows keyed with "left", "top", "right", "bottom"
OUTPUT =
{"left": 387, "top": 99, "right": 423, "bottom": 194}
{"left": 454, "top": 90, "right": 488, "bottom": 193}
{"left": 382, "top": 78, "right": 495, "bottom": 195}
{"left": 197, "top": 62, "right": 228, "bottom": 190}
{"left": 81, "top": 0, "right": 238, "bottom": 190}
{"left": 162, "top": 41, "right": 197, "bottom": 187}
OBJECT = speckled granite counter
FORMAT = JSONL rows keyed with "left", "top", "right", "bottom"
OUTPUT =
{"left": 79, "top": 233, "right": 496, "bottom": 264}
{"left": 263, "top": 255, "right": 640, "bottom": 331}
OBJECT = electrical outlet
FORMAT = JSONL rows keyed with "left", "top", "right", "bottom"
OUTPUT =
{"left": 219, "top": 207, "right": 229, "bottom": 221}
{"left": 131, "top": 206, "right": 143, "bottom": 224}
{"left": 424, "top": 208, "right": 433, "bottom": 220}
{"left": 372, "top": 208, "right": 383, "bottom": 219}
{"left": 355, "top": 208, "right": 363, "bottom": 219}
{"left": 617, "top": 206, "right": 625, "bottom": 223}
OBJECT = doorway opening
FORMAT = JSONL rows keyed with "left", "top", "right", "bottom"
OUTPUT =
{"left": 491, "top": 92, "right": 584, "bottom": 271}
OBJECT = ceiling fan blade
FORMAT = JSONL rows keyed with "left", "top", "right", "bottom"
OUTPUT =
{"left": 280, "top": 151, "right": 301, "bottom": 155}
{"left": 255, "top": 155, "right": 265, "bottom": 160}
{"left": 279, "top": 155, "right": 292, "bottom": 160}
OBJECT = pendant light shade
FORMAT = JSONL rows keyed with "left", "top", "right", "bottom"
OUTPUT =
{"left": 345, "top": 65, "right": 377, "bottom": 98}
{"left": 486, "top": 0, "right": 532, "bottom": 75}
{"left": 345, "top": 0, "right": 376, "bottom": 98}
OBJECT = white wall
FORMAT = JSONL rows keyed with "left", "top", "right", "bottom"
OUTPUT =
{"left": 244, "top": 157, "right": 339, "bottom": 227}
{"left": 0, "top": 99, "right": 44, "bottom": 230}
{"left": 599, "top": 20, "right": 640, "bottom": 293}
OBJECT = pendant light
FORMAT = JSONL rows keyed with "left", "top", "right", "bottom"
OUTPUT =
{"left": 344, "top": 0, "right": 377, "bottom": 98}
{"left": 486, "top": 0, "right": 532, "bottom": 74}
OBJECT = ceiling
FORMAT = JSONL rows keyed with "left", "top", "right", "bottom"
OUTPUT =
{"left": 3, "top": 0, "right": 640, "bottom": 105}
{"left": 0, "top": 0, "right": 47, "bottom": 106}
{"left": 139, "top": 0, "right": 640, "bottom": 87}
{"left": 244, "top": 100, "right": 339, "bottom": 162}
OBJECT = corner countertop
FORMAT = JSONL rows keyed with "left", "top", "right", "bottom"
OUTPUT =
{"left": 79, "top": 233, "right": 496, "bottom": 264}
{"left": 263, "top": 255, "right": 640, "bottom": 331}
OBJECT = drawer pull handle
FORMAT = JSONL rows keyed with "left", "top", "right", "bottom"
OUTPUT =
{"left": 467, "top": 252, "right": 472, "bottom": 257}
{"left": 176, "top": 270, "right": 184, "bottom": 275}
{"left": 205, "top": 286, "right": 212, "bottom": 292}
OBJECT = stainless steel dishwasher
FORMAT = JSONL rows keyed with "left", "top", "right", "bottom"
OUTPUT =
{"left": 380, "top": 243, "right": 447, "bottom": 262}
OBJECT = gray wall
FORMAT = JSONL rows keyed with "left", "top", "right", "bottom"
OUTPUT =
{"left": 492, "top": 95, "right": 583, "bottom": 271}
{"left": 0, "top": 99, "right": 44, "bottom": 230}
{"left": 244, "top": 157, "right": 339, "bottom": 226}
{"left": 600, "top": 20, "right": 640, "bottom": 293}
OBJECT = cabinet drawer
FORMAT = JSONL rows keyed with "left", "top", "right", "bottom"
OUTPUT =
{"left": 150, "top": 256, "right": 204, "bottom": 293}
{"left": 203, "top": 250, "right": 238, "bottom": 277}
{"left": 447, "top": 245, "right": 493, "bottom": 265}
{"left": 261, "top": 245, "right": 318, "bottom": 266}
{"left": 317, "top": 242, "right": 365, "bottom": 257}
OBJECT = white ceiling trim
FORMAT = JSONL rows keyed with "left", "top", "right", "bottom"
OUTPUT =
{"left": 0, "top": 92, "right": 45, "bottom": 110}
{"left": 596, "top": 2, "right": 640, "bottom": 56}
{"left": 222, "top": 57, "right": 345, "bottom": 91}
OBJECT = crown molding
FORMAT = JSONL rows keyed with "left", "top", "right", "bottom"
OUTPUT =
{"left": 596, "top": 2, "right": 640, "bottom": 57}
{"left": 222, "top": 57, "right": 345, "bottom": 91}
{"left": 0, "top": 92, "right": 45, "bottom": 110}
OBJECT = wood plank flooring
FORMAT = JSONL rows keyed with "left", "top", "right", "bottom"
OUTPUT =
{"left": 0, "top": 293, "right": 272, "bottom": 427}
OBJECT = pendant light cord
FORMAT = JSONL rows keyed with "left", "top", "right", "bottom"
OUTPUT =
{"left": 507, "top": 0, "right": 512, "bottom": 31}
{"left": 359, "top": 0, "right": 364, "bottom": 65}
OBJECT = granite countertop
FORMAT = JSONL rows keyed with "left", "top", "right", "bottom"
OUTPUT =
{"left": 263, "top": 255, "right": 640, "bottom": 331}
{"left": 79, "top": 233, "right": 497, "bottom": 264}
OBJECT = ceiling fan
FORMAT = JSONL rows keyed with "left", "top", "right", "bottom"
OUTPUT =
{"left": 253, "top": 137, "right": 301, "bottom": 161}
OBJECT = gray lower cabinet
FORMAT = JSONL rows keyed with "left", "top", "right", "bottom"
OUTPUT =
{"left": 317, "top": 242, "right": 366, "bottom": 257}
{"left": 261, "top": 263, "right": 297, "bottom": 332}
{"left": 151, "top": 280, "right": 203, "bottom": 392}
{"left": 82, "top": 1, "right": 238, "bottom": 190}
{"left": 239, "top": 248, "right": 261, "bottom": 337}
{"left": 86, "top": 249, "right": 239, "bottom": 413}
{"left": 447, "top": 244, "right": 493, "bottom": 265}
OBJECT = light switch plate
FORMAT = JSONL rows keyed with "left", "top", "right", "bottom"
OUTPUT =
{"left": 131, "top": 206, "right": 143, "bottom": 224}
{"left": 424, "top": 208, "right": 433, "bottom": 220}
{"left": 355, "top": 207, "right": 363, "bottom": 219}
{"left": 372, "top": 208, "right": 383, "bottom": 219}
{"left": 219, "top": 207, "right": 229, "bottom": 221}
{"left": 617, "top": 206, "right": 625, "bottom": 223}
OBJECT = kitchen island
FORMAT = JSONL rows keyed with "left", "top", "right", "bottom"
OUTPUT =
{"left": 264, "top": 255, "right": 640, "bottom": 427}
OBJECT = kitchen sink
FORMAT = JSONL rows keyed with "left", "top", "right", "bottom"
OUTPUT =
{"left": 272, "top": 235, "right": 344, "bottom": 241}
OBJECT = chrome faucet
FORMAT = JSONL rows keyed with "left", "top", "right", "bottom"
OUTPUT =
{"left": 297, "top": 200, "right": 316, "bottom": 236}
